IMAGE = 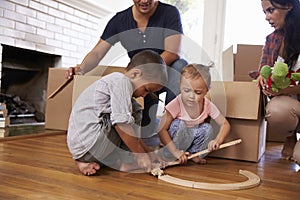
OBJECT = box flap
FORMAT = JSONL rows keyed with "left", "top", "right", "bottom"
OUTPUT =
{"left": 209, "top": 81, "right": 261, "bottom": 120}
{"left": 222, "top": 45, "right": 234, "bottom": 81}
{"left": 234, "top": 44, "right": 263, "bottom": 76}
{"left": 85, "top": 65, "right": 126, "bottom": 76}
{"left": 45, "top": 68, "right": 73, "bottom": 130}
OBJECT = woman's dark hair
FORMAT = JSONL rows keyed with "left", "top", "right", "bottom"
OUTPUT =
{"left": 270, "top": 0, "right": 300, "bottom": 68}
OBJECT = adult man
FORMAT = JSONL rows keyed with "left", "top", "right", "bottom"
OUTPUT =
{"left": 67, "top": 0, "right": 187, "bottom": 139}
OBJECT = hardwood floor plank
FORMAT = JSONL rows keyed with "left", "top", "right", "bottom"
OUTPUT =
{"left": 0, "top": 134, "right": 299, "bottom": 200}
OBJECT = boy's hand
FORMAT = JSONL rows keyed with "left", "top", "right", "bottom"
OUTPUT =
{"left": 135, "top": 153, "right": 152, "bottom": 173}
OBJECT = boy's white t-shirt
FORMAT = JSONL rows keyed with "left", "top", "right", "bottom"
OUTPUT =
{"left": 67, "top": 72, "right": 135, "bottom": 160}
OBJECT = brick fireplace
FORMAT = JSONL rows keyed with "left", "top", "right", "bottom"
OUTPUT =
{"left": 0, "top": 0, "right": 111, "bottom": 124}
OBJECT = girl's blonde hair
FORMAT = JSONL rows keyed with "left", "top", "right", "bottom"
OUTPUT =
{"left": 181, "top": 64, "right": 211, "bottom": 88}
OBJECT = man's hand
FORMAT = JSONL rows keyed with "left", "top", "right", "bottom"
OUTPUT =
{"left": 65, "top": 65, "right": 83, "bottom": 79}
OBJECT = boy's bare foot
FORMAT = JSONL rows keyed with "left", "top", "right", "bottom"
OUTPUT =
{"left": 191, "top": 157, "right": 207, "bottom": 164}
{"left": 75, "top": 161, "right": 100, "bottom": 176}
{"left": 281, "top": 134, "right": 297, "bottom": 160}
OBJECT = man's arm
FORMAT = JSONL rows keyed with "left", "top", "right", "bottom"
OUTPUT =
{"left": 66, "top": 39, "right": 112, "bottom": 79}
{"left": 160, "top": 34, "right": 181, "bottom": 66}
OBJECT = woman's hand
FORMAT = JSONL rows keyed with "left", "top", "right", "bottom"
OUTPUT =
{"left": 65, "top": 65, "right": 84, "bottom": 79}
{"left": 262, "top": 87, "right": 278, "bottom": 97}
{"left": 263, "top": 85, "right": 299, "bottom": 97}
{"left": 256, "top": 75, "right": 268, "bottom": 89}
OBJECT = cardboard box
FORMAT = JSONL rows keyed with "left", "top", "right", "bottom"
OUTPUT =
{"left": 222, "top": 45, "right": 286, "bottom": 142}
{"left": 208, "top": 81, "right": 266, "bottom": 162}
{"left": 45, "top": 66, "right": 126, "bottom": 130}
{"left": 45, "top": 68, "right": 73, "bottom": 130}
{"left": 222, "top": 46, "right": 234, "bottom": 81}
{"left": 222, "top": 44, "right": 263, "bottom": 82}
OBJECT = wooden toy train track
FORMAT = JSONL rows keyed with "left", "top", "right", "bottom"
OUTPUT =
{"left": 157, "top": 169, "right": 260, "bottom": 190}
{"left": 150, "top": 139, "right": 261, "bottom": 190}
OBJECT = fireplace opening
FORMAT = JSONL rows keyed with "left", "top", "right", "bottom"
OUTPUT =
{"left": 0, "top": 44, "right": 61, "bottom": 125}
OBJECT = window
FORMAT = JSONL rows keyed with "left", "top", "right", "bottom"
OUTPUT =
{"left": 223, "top": 0, "right": 273, "bottom": 51}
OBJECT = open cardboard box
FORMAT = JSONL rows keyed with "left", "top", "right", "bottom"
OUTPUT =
{"left": 222, "top": 44, "right": 263, "bottom": 82}
{"left": 45, "top": 66, "right": 126, "bottom": 131}
{"left": 208, "top": 81, "right": 267, "bottom": 162}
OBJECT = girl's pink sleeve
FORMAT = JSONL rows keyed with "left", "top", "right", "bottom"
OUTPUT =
{"left": 165, "top": 97, "right": 180, "bottom": 118}
{"left": 209, "top": 101, "right": 221, "bottom": 119}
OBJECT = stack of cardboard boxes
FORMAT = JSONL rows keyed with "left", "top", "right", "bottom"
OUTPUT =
{"left": 0, "top": 103, "right": 10, "bottom": 137}
{"left": 222, "top": 44, "right": 286, "bottom": 142}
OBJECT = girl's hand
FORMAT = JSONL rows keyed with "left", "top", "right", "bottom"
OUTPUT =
{"left": 208, "top": 140, "right": 219, "bottom": 151}
{"left": 173, "top": 150, "right": 189, "bottom": 165}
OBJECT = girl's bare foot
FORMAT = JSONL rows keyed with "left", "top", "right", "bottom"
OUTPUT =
{"left": 191, "top": 157, "right": 207, "bottom": 164}
{"left": 75, "top": 161, "right": 100, "bottom": 176}
{"left": 281, "top": 134, "right": 297, "bottom": 160}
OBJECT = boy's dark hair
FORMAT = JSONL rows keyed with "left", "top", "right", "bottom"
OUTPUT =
{"left": 126, "top": 50, "right": 168, "bottom": 85}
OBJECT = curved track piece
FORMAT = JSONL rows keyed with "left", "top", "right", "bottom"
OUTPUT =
{"left": 158, "top": 170, "right": 260, "bottom": 190}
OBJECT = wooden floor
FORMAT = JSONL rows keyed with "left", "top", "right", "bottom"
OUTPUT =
{"left": 0, "top": 132, "right": 299, "bottom": 200}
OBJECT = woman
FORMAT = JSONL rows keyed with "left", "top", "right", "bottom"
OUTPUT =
{"left": 256, "top": 0, "right": 300, "bottom": 162}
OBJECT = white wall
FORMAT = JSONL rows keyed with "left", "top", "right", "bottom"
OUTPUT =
{"left": 202, "top": 0, "right": 226, "bottom": 81}
{"left": 0, "top": 0, "right": 110, "bottom": 68}
{"left": 224, "top": 0, "right": 273, "bottom": 51}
